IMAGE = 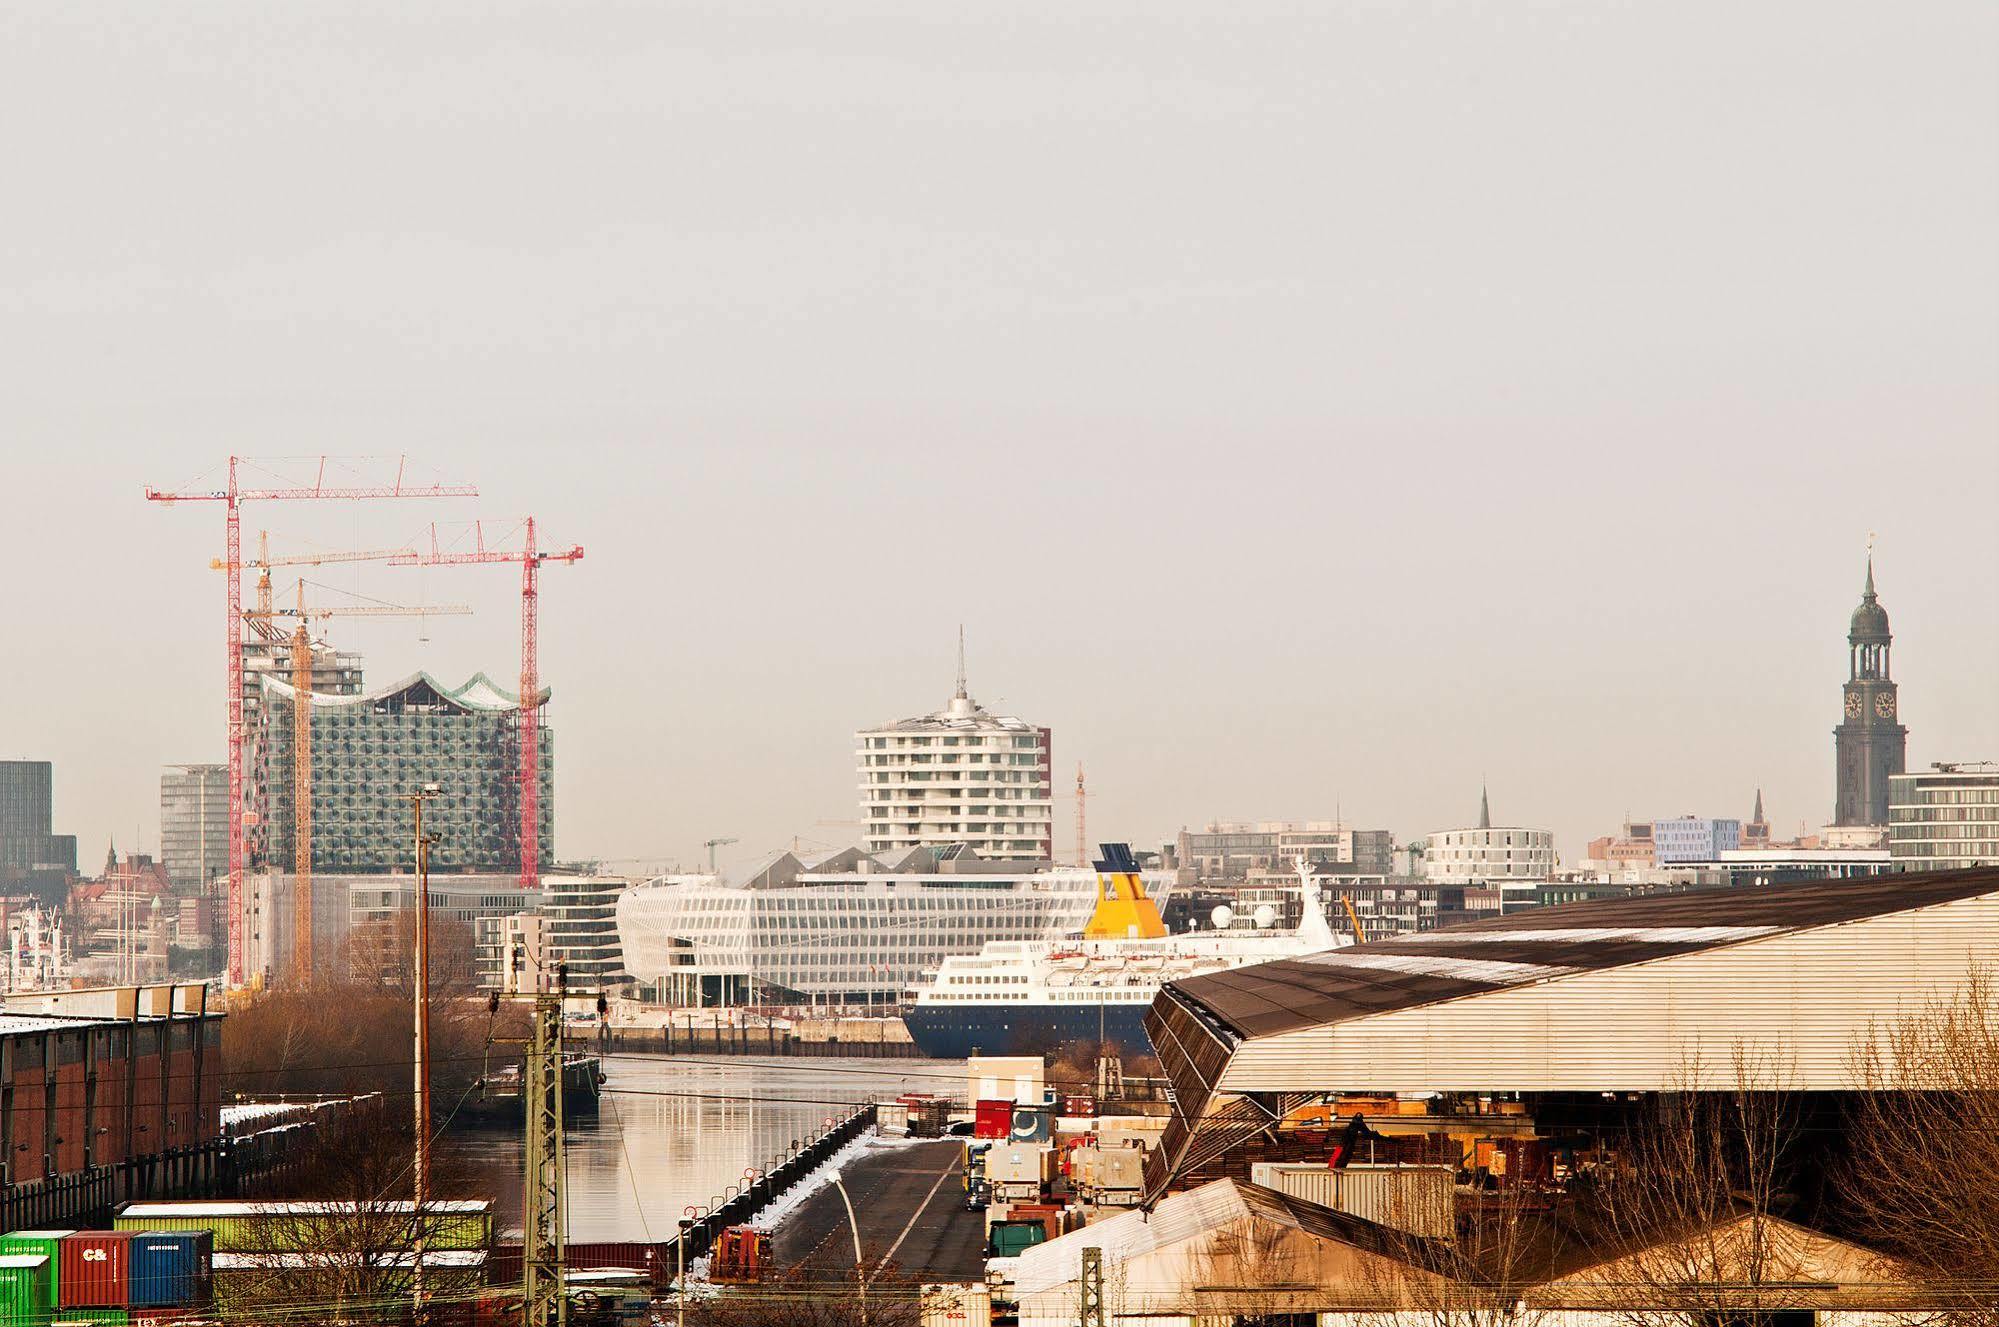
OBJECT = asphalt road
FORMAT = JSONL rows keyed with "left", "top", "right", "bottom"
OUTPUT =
{"left": 774, "top": 1138, "right": 988, "bottom": 1284}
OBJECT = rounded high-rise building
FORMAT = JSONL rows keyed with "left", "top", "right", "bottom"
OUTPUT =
{"left": 856, "top": 642, "right": 1052, "bottom": 860}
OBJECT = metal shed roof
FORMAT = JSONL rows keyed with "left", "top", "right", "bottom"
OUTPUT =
{"left": 1143, "top": 866, "right": 1999, "bottom": 1202}
{"left": 1159, "top": 867, "right": 1999, "bottom": 1044}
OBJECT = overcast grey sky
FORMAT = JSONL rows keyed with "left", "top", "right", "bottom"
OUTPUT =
{"left": 2, "top": 0, "right": 1994, "bottom": 874}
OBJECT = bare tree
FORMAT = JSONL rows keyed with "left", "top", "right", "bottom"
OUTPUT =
{"left": 345, "top": 910, "right": 480, "bottom": 995}
{"left": 1844, "top": 966, "right": 1999, "bottom": 1327}
{"left": 219, "top": 1103, "right": 488, "bottom": 1326}
{"left": 1347, "top": 1177, "right": 1561, "bottom": 1327}
{"left": 1588, "top": 1048, "right": 1810, "bottom": 1327}
{"left": 224, "top": 958, "right": 515, "bottom": 1105}
{"left": 685, "top": 1267, "right": 924, "bottom": 1327}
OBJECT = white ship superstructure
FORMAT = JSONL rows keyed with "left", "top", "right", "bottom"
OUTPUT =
{"left": 616, "top": 845, "right": 1173, "bottom": 1006}
{"left": 905, "top": 850, "right": 1345, "bottom": 1057}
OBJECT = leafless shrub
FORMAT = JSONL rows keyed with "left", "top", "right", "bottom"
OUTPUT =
{"left": 1844, "top": 966, "right": 1999, "bottom": 1327}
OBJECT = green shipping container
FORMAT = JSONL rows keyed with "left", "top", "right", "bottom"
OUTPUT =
{"left": 987, "top": 1221, "right": 1048, "bottom": 1259}
{"left": 0, "top": 1252, "right": 53, "bottom": 1327}
{"left": 113, "top": 1202, "right": 490, "bottom": 1253}
{"left": 50, "top": 1313, "right": 125, "bottom": 1327}
{"left": 0, "top": 1234, "right": 71, "bottom": 1310}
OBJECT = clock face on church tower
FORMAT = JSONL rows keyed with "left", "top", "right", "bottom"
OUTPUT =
{"left": 1845, "top": 692, "right": 1862, "bottom": 719}
{"left": 1875, "top": 693, "right": 1896, "bottom": 719}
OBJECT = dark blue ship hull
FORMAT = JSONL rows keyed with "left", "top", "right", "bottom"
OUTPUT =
{"left": 902, "top": 1003, "right": 1153, "bottom": 1060}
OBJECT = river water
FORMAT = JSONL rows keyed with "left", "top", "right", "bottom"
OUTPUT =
{"left": 437, "top": 1054, "right": 964, "bottom": 1243}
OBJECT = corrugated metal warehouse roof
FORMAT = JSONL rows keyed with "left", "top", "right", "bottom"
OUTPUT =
{"left": 1144, "top": 866, "right": 1999, "bottom": 1200}
{"left": 1164, "top": 868, "right": 1999, "bottom": 1043}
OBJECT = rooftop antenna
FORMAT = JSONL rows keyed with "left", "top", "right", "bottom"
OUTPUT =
{"left": 954, "top": 624, "right": 967, "bottom": 700}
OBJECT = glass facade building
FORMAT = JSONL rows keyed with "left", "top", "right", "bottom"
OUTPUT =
{"left": 1889, "top": 764, "right": 1999, "bottom": 872}
{"left": 0, "top": 760, "right": 75, "bottom": 874}
{"left": 249, "top": 671, "right": 554, "bottom": 874}
{"left": 159, "top": 764, "right": 229, "bottom": 893}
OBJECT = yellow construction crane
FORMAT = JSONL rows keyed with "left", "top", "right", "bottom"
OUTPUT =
{"left": 217, "top": 530, "right": 419, "bottom": 643}
{"left": 1340, "top": 893, "right": 1368, "bottom": 946}
{"left": 275, "top": 584, "right": 470, "bottom": 986}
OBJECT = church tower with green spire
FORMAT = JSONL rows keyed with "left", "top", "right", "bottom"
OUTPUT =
{"left": 1833, "top": 555, "right": 1907, "bottom": 827}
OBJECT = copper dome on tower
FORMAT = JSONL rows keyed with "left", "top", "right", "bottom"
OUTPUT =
{"left": 1848, "top": 557, "right": 1890, "bottom": 642}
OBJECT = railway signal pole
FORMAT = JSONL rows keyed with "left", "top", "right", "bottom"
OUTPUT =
{"left": 521, "top": 988, "right": 568, "bottom": 1327}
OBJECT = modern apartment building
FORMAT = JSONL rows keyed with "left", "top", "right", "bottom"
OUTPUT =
{"left": 159, "top": 764, "right": 229, "bottom": 894}
{"left": 1889, "top": 763, "right": 1999, "bottom": 872}
{"left": 249, "top": 670, "right": 553, "bottom": 874}
{"left": 1175, "top": 821, "right": 1395, "bottom": 882}
{"left": 857, "top": 666, "right": 1052, "bottom": 860}
{"left": 1651, "top": 815, "right": 1743, "bottom": 864}
{"left": 475, "top": 874, "right": 631, "bottom": 993}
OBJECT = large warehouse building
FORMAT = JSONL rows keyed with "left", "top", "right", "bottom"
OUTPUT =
{"left": 1144, "top": 866, "right": 1999, "bottom": 1198}
{"left": 0, "top": 983, "right": 224, "bottom": 1229}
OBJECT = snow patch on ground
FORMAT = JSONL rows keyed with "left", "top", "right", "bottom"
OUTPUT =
{"left": 747, "top": 1129, "right": 930, "bottom": 1233}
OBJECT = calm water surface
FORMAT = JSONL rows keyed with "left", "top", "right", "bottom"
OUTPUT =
{"left": 437, "top": 1054, "right": 964, "bottom": 1242}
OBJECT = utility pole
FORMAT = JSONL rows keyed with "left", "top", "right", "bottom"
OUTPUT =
{"left": 409, "top": 782, "right": 440, "bottom": 1322}
{"left": 522, "top": 976, "right": 569, "bottom": 1327}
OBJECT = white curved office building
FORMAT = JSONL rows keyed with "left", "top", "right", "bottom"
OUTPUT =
{"left": 1419, "top": 787, "right": 1558, "bottom": 883}
{"left": 616, "top": 847, "right": 1172, "bottom": 1006}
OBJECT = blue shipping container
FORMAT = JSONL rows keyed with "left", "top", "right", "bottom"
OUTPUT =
{"left": 126, "top": 1234, "right": 211, "bottom": 1309}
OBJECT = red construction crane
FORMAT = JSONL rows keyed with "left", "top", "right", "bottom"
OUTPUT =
{"left": 146, "top": 456, "right": 476, "bottom": 986}
{"left": 390, "top": 519, "right": 583, "bottom": 892}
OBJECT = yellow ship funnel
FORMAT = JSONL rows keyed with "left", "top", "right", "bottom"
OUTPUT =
{"left": 1082, "top": 843, "right": 1168, "bottom": 940}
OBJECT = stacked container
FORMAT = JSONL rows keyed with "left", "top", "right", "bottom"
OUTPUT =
{"left": 0, "top": 1252, "right": 52, "bottom": 1327}
{"left": 56, "top": 1235, "right": 133, "bottom": 1314}
{"left": 127, "top": 1236, "right": 210, "bottom": 1313}
{"left": 0, "top": 1236, "right": 71, "bottom": 1317}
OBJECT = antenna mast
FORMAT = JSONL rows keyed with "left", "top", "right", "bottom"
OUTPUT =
{"left": 1075, "top": 765, "right": 1087, "bottom": 868}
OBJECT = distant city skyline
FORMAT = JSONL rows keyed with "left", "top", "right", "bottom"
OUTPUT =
{"left": 1, "top": 1, "right": 1993, "bottom": 875}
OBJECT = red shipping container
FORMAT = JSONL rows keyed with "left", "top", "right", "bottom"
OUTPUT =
{"left": 974, "top": 1100, "right": 1013, "bottom": 1139}
{"left": 59, "top": 1231, "right": 134, "bottom": 1307}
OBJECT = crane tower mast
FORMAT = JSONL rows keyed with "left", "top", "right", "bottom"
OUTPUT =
{"left": 146, "top": 456, "right": 475, "bottom": 986}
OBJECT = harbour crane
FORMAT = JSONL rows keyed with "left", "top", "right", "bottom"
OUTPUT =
{"left": 148, "top": 455, "right": 476, "bottom": 985}
{"left": 390, "top": 519, "right": 583, "bottom": 894}
{"left": 273, "top": 583, "right": 471, "bottom": 985}
{"left": 704, "top": 837, "right": 740, "bottom": 872}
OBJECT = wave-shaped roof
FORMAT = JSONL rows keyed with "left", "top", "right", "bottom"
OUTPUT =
{"left": 258, "top": 670, "right": 548, "bottom": 712}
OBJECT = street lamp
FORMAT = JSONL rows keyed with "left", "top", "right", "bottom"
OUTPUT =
{"left": 408, "top": 781, "right": 441, "bottom": 1324}
{"left": 826, "top": 1168, "right": 867, "bottom": 1327}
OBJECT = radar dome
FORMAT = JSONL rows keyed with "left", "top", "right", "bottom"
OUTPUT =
{"left": 1253, "top": 904, "right": 1277, "bottom": 929}
{"left": 1209, "top": 904, "right": 1235, "bottom": 930}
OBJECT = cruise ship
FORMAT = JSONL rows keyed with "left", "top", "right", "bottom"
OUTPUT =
{"left": 615, "top": 844, "right": 1176, "bottom": 1007}
{"left": 902, "top": 844, "right": 1346, "bottom": 1059}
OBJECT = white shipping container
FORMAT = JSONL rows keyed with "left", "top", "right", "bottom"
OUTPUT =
{"left": 921, "top": 1281, "right": 991, "bottom": 1327}
{"left": 1249, "top": 1162, "right": 1454, "bottom": 1239}
{"left": 1092, "top": 1147, "right": 1145, "bottom": 1193}
{"left": 968, "top": 1056, "right": 1044, "bottom": 1106}
{"left": 984, "top": 1145, "right": 1056, "bottom": 1186}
